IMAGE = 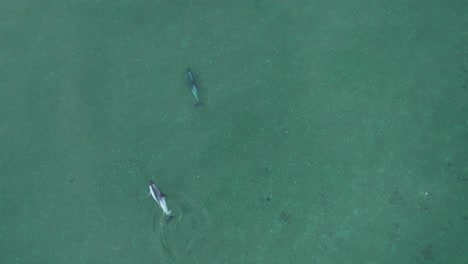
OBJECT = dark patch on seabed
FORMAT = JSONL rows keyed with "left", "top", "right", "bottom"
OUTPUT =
{"left": 279, "top": 211, "right": 292, "bottom": 224}
{"left": 418, "top": 243, "right": 434, "bottom": 263}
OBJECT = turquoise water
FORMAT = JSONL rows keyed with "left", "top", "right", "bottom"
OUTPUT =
{"left": 1, "top": 1, "right": 467, "bottom": 263}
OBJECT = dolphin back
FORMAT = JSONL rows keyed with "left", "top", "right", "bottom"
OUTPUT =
{"left": 186, "top": 68, "right": 195, "bottom": 86}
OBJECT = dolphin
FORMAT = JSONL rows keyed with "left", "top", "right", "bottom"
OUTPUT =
{"left": 148, "top": 180, "right": 171, "bottom": 215}
{"left": 186, "top": 68, "right": 204, "bottom": 107}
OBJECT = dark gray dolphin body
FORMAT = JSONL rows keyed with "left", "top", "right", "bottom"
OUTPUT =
{"left": 186, "top": 68, "right": 204, "bottom": 107}
{"left": 148, "top": 180, "right": 171, "bottom": 215}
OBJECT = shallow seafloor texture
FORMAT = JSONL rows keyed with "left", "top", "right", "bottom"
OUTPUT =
{"left": 1, "top": 1, "right": 467, "bottom": 263}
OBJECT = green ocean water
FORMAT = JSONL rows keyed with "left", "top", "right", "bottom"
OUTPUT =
{"left": 1, "top": 0, "right": 467, "bottom": 263}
